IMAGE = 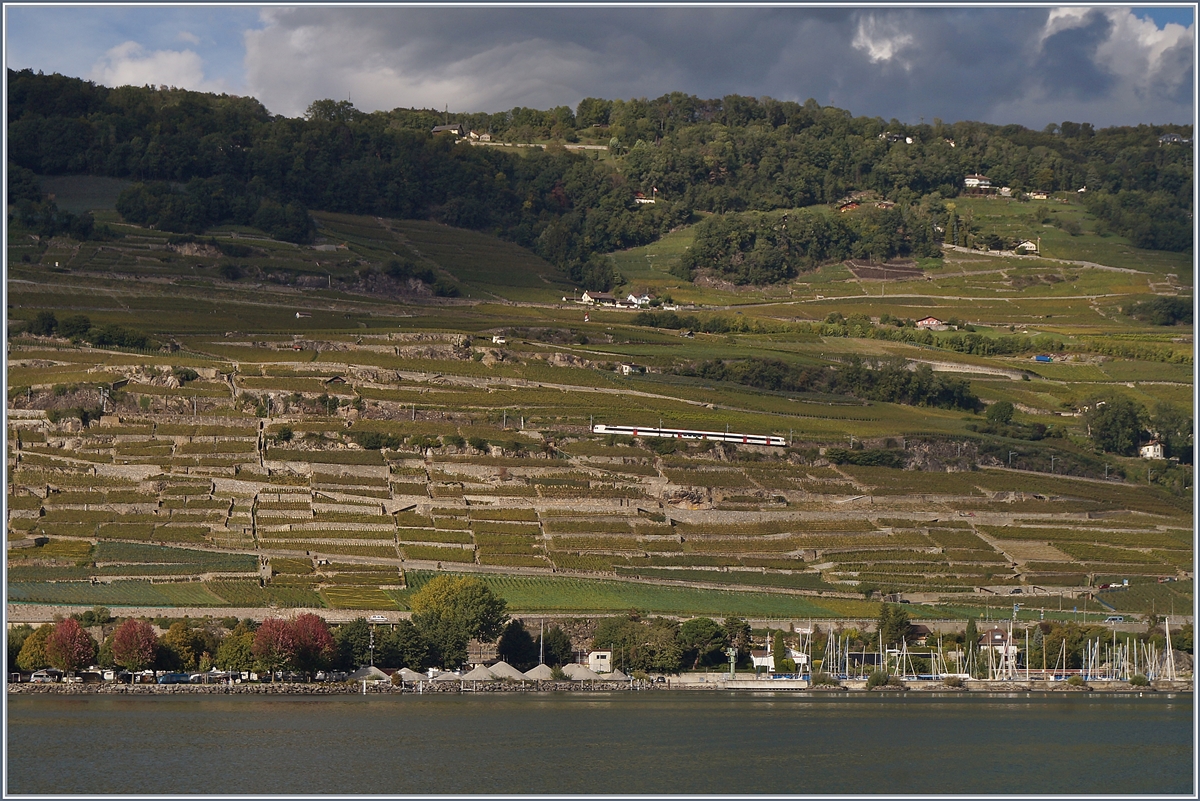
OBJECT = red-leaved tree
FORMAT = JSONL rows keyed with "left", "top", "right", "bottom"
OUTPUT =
{"left": 252, "top": 618, "right": 296, "bottom": 679}
{"left": 289, "top": 613, "right": 335, "bottom": 678}
{"left": 45, "top": 618, "right": 96, "bottom": 676}
{"left": 111, "top": 618, "right": 158, "bottom": 680}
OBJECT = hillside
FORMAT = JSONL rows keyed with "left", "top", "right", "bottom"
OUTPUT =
{"left": 6, "top": 198, "right": 1192, "bottom": 621}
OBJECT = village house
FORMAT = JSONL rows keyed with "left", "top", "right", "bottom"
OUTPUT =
{"left": 468, "top": 130, "right": 492, "bottom": 142}
{"left": 1028, "top": 190, "right": 1049, "bottom": 200}
{"left": 963, "top": 174, "right": 992, "bottom": 191}
{"left": 634, "top": 191, "right": 656, "bottom": 204}
{"left": 915, "top": 316, "right": 948, "bottom": 331}
{"left": 1015, "top": 239, "right": 1039, "bottom": 253}
{"left": 1140, "top": 441, "right": 1165, "bottom": 460}
{"left": 581, "top": 291, "right": 616, "bottom": 306}
{"left": 979, "top": 627, "right": 1019, "bottom": 658}
{"left": 431, "top": 123, "right": 465, "bottom": 137}
{"left": 626, "top": 293, "right": 654, "bottom": 307}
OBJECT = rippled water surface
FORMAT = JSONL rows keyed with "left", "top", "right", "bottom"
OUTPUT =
{"left": 7, "top": 692, "right": 1192, "bottom": 794}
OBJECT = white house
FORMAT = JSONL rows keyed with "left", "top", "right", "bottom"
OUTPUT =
{"left": 626, "top": 293, "right": 654, "bottom": 307}
{"left": 916, "top": 316, "right": 948, "bottom": 331}
{"left": 749, "top": 647, "right": 809, "bottom": 673}
{"left": 1015, "top": 240, "right": 1039, "bottom": 253}
{"left": 964, "top": 174, "right": 992, "bottom": 189}
{"left": 587, "top": 650, "right": 612, "bottom": 674}
{"left": 1028, "top": 191, "right": 1049, "bottom": 200}
{"left": 1140, "top": 441, "right": 1165, "bottom": 460}
{"left": 979, "top": 627, "right": 1019, "bottom": 659}
{"left": 491, "top": 335, "right": 506, "bottom": 345}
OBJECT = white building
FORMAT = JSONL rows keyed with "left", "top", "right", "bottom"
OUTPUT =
{"left": 964, "top": 174, "right": 992, "bottom": 189}
{"left": 1140, "top": 441, "right": 1165, "bottom": 460}
{"left": 587, "top": 650, "right": 612, "bottom": 674}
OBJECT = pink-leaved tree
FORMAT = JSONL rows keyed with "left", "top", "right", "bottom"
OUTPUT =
{"left": 111, "top": 618, "right": 158, "bottom": 681}
{"left": 45, "top": 618, "right": 96, "bottom": 677}
{"left": 252, "top": 618, "right": 297, "bottom": 680}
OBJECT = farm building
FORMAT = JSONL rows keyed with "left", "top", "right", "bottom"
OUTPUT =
{"left": 916, "top": 316, "right": 948, "bottom": 331}
{"left": 432, "top": 123, "right": 465, "bottom": 137}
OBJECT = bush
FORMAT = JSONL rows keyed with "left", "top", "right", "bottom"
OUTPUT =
{"left": 810, "top": 671, "right": 840, "bottom": 686}
{"left": 866, "top": 670, "right": 895, "bottom": 689}
{"left": 1129, "top": 673, "right": 1149, "bottom": 686}
{"left": 943, "top": 675, "right": 964, "bottom": 688}
{"left": 1066, "top": 674, "right": 1085, "bottom": 687}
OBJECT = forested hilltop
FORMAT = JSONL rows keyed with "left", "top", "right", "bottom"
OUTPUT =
{"left": 7, "top": 69, "right": 1193, "bottom": 290}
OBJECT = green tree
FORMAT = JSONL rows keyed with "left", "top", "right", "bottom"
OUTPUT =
{"left": 541, "top": 625, "right": 574, "bottom": 667}
{"left": 7, "top": 624, "right": 34, "bottom": 672}
{"left": 722, "top": 617, "right": 753, "bottom": 664}
{"left": 216, "top": 630, "right": 255, "bottom": 672}
{"left": 334, "top": 618, "right": 372, "bottom": 670}
{"left": 1083, "top": 396, "right": 1145, "bottom": 456}
{"left": 986, "top": 401, "right": 1015, "bottom": 424}
{"left": 409, "top": 575, "right": 509, "bottom": 669}
{"left": 771, "top": 630, "right": 786, "bottom": 673}
{"left": 16, "top": 624, "right": 53, "bottom": 671}
{"left": 497, "top": 620, "right": 540, "bottom": 671}
{"left": 877, "top": 603, "right": 911, "bottom": 649}
{"left": 678, "top": 617, "right": 727, "bottom": 669}
{"left": 381, "top": 620, "right": 428, "bottom": 670}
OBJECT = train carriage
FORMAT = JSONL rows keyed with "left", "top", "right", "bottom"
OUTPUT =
{"left": 592, "top": 424, "right": 786, "bottom": 447}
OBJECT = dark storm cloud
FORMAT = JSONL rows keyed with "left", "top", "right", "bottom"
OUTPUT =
{"left": 1033, "top": 9, "right": 1116, "bottom": 100}
{"left": 240, "top": 6, "right": 1192, "bottom": 127}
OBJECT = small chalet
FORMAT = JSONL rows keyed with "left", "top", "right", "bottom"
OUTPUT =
{"left": 1028, "top": 191, "right": 1049, "bottom": 200}
{"left": 626, "top": 293, "right": 654, "bottom": 307}
{"left": 1015, "top": 240, "right": 1039, "bottom": 253}
{"left": 908, "top": 624, "right": 933, "bottom": 647}
{"left": 915, "top": 316, "right": 947, "bottom": 331}
{"left": 1140, "top": 441, "right": 1165, "bottom": 460}
{"left": 432, "top": 123, "right": 465, "bottom": 137}
{"left": 581, "top": 291, "right": 616, "bottom": 306}
{"left": 634, "top": 191, "right": 656, "bottom": 205}
{"left": 619, "top": 363, "right": 644, "bottom": 376}
{"left": 324, "top": 375, "right": 348, "bottom": 386}
{"left": 963, "top": 174, "right": 992, "bottom": 190}
{"left": 468, "top": 130, "right": 492, "bottom": 142}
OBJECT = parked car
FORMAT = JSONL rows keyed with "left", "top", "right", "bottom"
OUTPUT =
{"left": 1105, "top": 616, "right": 1125, "bottom": 623}
{"left": 30, "top": 670, "right": 62, "bottom": 683}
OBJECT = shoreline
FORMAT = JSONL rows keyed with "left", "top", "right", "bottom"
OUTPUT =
{"left": 9, "top": 679, "right": 1192, "bottom": 695}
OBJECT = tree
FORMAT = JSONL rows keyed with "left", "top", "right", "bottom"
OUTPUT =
{"left": 289, "top": 613, "right": 335, "bottom": 678}
{"left": 160, "top": 620, "right": 199, "bottom": 671}
{"left": 334, "top": 618, "right": 372, "bottom": 670}
{"left": 252, "top": 618, "right": 297, "bottom": 679}
{"left": 771, "top": 630, "right": 786, "bottom": 673}
{"left": 216, "top": 630, "right": 255, "bottom": 673}
{"left": 497, "top": 620, "right": 539, "bottom": 671}
{"left": 723, "top": 617, "right": 753, "bottom": 664}
{"left": 410, "top": 575, "right": 508, "bottom": 669}
{"left": 1151, "top": 402, "right": 1193, "bottom": 463}
{"left": 45, "top": 618, "right": 96, "bottom": 675}
{"left": 877, "top": 603, "right": 911, "bottom": 649}
{"left": 964, "top": 618, "right": 981, "bottom": 677}
{"left": 8, "top": 625, "right": 34, "bottom": 672}
{"left": 111, "top": 619, "right": 158, "bottom": 678}
{"left": 678, "top": 618, "right": 727, "bottom": 669}
{"left": 384, "top": 620, "right": 429, "bottom": 670}
{"left": 16, "top": 624, "right": 53, "bottom": 671}
{"left": 541, "top": 625, "right": 574, "bottom": 667}
{"left": 986, "top": 401, "right": 1014, "bottom": 424}
{"left": 1083, "top": 396, "right": 1144, "bottom": 456}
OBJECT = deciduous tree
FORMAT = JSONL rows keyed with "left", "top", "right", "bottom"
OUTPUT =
{"left": 252, "top": 618, "right": 297, "bottom": 678}
{"left": 16, "top": 624, "right": 52, "bottom": 672}
{"left": 290, "top": 613, "right": 335, "bottom": 677}
{"left": 111, "top": 619, "right": 158, "bottom": 677}
{"left": 45, "top": 618, "right": 96, "bottom": 675}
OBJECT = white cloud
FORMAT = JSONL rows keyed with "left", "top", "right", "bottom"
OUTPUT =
{"left": 177, "top": 31, "right": 201, "bottom": 46}
{"left": 1091, "top": 8, "right": 1193, "bottom": 93}
{"left": 89, "top": 40, "right": 225, "bottom": 92}
{"left": 851, "top": 14, "right": 914, "bottom": 66}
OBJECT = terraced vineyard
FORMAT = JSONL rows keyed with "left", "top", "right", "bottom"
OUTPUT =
{"left": 6, "top": 201, "right": 1192, "bottom": 621}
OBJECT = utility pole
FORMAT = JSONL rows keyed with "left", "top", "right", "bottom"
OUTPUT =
{"left": 1050, "top": 455, "right": 1056, "bottom": 474}
{"left": 1008, "top": 451, "right": 1016, "bottom": 468}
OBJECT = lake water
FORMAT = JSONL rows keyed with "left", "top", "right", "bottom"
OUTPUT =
{"left": 6, "top": 692, "right": 1192, "bottom": 795}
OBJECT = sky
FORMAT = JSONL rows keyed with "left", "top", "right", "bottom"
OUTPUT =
{"left": 4, "top": 4, "right": 1195, "bottom": 129}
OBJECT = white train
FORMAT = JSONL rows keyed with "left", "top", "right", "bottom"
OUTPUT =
{"left": 592, "top": 423, "right": 787, "bottom": 447}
